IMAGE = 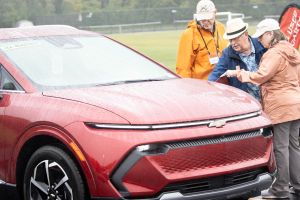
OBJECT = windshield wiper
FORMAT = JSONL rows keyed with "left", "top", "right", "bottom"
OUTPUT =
{"left": 96, "top": 77, "right": 176, "bottom": 86}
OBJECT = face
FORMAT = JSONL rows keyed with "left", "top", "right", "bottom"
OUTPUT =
{"left": 229, "top": 32, "right": 249, "bottom": 53}
{"left": 258, "top": 31, "right": 273, "bottom": 48}
{"left": 198, "top": 13, "right": 216, "bottom": 31}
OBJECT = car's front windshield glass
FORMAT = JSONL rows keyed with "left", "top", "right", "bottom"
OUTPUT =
{"left": 0, "top": 35, "right": 176, "bottom": 90}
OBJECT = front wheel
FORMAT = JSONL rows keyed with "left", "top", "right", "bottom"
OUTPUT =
{"left": 23, "top": 146, "right": 86, "bottom": 200}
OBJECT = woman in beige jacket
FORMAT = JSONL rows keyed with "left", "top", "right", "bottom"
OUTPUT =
{"left": 223, "top": 18, "right": 300, "bottom": 199}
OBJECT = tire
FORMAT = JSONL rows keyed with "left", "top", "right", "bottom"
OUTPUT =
{"left": 23, "top": 146, "right": 86, "bottom": 200}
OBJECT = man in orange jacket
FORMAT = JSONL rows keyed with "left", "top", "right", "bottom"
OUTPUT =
{"left": 176, "top": 0, "right": 228, "bottom": 80}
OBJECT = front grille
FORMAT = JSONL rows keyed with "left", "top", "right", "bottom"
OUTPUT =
{"left": 161, "top": 168, "right": 266, "bottom": 194}
{"left": 167, "top": 129, "right": 262, "bottom": 149}
{"left": 150, "top": 135, "right": 267, "bottom": 174}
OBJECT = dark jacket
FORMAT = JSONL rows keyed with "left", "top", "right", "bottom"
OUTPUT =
{"left": 208, "top": 37, "right": 266, "bottom": 93}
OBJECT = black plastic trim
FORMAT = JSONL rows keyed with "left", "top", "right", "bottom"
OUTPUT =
{"left": 111, "top": 144, "right": 169, "bottom": 198}
{"left": 166, "top": 129, "right": 263, "bottom": 149}
{"left": 0, "top": 182, "right": 18, "bottom": 200}
{"left": 111, "top": 150, "right": 143, "bottom": 197}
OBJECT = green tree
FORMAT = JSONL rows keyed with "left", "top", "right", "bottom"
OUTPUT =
{"left": 0, "top": 0, "right": 27, "bottom": 27}
{"left": 54, "top": 0, "right": 64, "bottom": 14}
{"left": 25, "top": 0, "right": 54, "bottom": 21}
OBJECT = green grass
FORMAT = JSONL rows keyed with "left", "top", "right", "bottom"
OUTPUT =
{"left": 109, "top": 30, "right": 182, "bottom": 72}
{"left": 109, "top": 27, "right": 256, "bottom": 72}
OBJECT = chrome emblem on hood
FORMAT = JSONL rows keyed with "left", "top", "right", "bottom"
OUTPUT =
{"left": 208, "top": 119, "right": 226, "bottom": 128}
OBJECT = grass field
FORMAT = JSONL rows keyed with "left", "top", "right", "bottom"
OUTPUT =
{"left": 110, "top": 30, "right": 182, "bottom": 72}
{"left": 109, "top": 27, "right": 256, "bottom": 72}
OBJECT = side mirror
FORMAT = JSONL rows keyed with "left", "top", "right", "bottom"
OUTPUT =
{"left": 0, "top": 93, "right": 3, "bottom": 100}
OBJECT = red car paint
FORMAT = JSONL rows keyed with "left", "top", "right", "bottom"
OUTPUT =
{"left": 0, "top": 25, "right": 275, "bottom": 200}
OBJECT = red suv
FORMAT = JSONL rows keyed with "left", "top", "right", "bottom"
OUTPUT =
{"left": 0, "top": 25, "right": 275, "bottom": 200}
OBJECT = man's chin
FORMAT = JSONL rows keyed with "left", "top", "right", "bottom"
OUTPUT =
{"left": 201, "top": 25, "right": 213, "bottom": 31}
{"left": 232, "top": 47, "right": 240, "bottom": 52}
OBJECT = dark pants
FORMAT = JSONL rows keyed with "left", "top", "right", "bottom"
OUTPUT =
{"left": 270, "top": 119, "right": 300, "bottom": 196}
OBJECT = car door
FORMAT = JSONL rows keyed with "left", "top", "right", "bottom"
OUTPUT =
{"left": 0, "top": 66, "right": 6, "bottom": 180}
{"left": 0, "top": 65, "right": 23, "bottom": 181}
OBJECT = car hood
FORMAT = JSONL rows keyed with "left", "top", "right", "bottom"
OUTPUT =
{"left": 43, "top": 79, "right": 261, "bottom": 124}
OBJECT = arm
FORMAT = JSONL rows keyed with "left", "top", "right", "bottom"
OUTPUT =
{"left": 298, "top": 64, "right": 300, "bottom": 85}
{"left": 208, "top": 49, "right": 229, "bottom": 81}
{"left": 176, "top": 30, "right": 194, "bottom": 78}
{"left": 237, "top": 52, "right": 282, "bottom": 85}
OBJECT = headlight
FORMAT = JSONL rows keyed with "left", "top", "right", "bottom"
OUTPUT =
{"left": 85, "top": 122, "right": 150, "bottom": 130}
{"left": 84, "top": 110, "right": 262, "bottom": 130}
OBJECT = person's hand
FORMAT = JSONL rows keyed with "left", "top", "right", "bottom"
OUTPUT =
{"left": 221, "top": 70, "right": 237, "bottom": 77}
{"left": 220, "top": 66, "right": 241, "bottom": 78}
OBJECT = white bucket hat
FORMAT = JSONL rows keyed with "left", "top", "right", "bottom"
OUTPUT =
{"left": 194, "top": 0, "right": 216, "bottom": 21}
{"left": 252, "top": 18, "right": 280, "bottom": 38}
{"left": 223, "top": 18, "right": 248, "bottom": 40}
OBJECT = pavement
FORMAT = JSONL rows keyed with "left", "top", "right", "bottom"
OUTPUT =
{"left": 249, "top": 194, "right": 300, "bottom": 200}
{"left": 1, "top": 188, "right": 300, "bottom": 200}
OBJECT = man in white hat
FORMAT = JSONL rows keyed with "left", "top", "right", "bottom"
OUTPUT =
{"left": 176, "top": 0, "right": 228, "bottom": 80}
{"left": 208, "top": 18, "right": 266, "bottom": 101}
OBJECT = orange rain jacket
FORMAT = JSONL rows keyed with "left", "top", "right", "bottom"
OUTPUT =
{"left": 237, "top": 41, "right": 300, "bottom": 124}
{"left": 176, "top": 20, "right": 228, "bottom": 80}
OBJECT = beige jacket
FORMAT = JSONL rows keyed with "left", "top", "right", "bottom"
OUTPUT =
{"left": 237, "top": 41, "right": 300, "bottom": 124}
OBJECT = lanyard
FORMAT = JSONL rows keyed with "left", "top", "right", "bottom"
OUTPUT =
{"left": 198, "top": 25, "right": 220, "bottom": 57}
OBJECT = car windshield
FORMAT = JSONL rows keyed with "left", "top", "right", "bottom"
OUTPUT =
{"left": 0, "top": 35, "right": 176, "bottom": 90}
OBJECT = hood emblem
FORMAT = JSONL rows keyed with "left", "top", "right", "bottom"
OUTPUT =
{"left": 208, "top": 119, "right": 226, "bottom": 128}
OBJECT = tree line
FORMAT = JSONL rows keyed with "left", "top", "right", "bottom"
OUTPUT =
{"left": 0, "top": 0, "right": 294, "bottom": 28}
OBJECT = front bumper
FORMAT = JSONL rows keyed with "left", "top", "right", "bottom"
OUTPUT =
{"left": 91, "top": 172, "right": 273, "bottom": 200}
{"left": 111, "top": 129, "right": 274, "bottom": 198}
{"left": 155, "top": 173, "right": 272, "bottom": 200}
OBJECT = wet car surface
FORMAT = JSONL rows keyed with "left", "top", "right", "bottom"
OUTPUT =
{"left": 0, "top": 25, "right": 275, "bottom": 200}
